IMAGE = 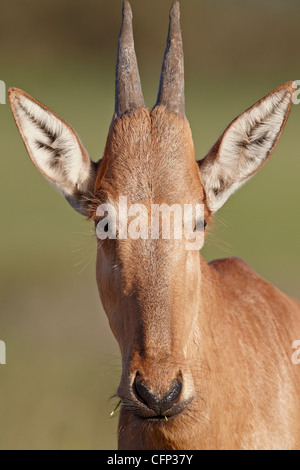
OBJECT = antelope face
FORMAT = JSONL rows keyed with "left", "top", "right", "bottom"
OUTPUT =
{"left": 90, "top": 1, "right": 212, "bottom": 421}
{"left": 94, "top": 106, "right": 208, "bottom": 420}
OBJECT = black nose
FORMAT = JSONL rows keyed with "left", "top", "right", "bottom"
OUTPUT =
{"left": 134, "top": 373, "right": 182, "bottom": 415}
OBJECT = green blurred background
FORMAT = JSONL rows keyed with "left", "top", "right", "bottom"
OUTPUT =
{"left": 0, "top": 0, "right": 299, "bottom": 450}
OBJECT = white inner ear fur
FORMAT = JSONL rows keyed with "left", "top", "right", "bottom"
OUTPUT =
{"left": 200, "top": 86, "right": 293, "bottom": 213}
{"left": 10, "top": 91, "right": 93, "bottom": 198}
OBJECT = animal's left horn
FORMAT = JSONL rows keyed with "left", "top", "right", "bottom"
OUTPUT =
{"left": 115, "top": 1, "right": 145, "bottom": 117}
{"left": 155, "top": 1, "right": 185, "bottom": 118}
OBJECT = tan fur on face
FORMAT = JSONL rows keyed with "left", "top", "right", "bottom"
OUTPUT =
{"left": 94, "top": 107, "right": 207, "bottom": 208}
{"left": 95, "top": 106, "right": 207, "bottom": 381}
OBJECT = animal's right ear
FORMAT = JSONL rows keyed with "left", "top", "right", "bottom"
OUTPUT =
{"left": 8, "top": 88, "right": 98, "bottom": 216}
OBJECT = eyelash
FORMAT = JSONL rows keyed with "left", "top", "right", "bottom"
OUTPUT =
{"left": 194, "top": 220, "right": 207, "bottom": 232}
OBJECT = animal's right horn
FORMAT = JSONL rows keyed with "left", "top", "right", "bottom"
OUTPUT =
{"left": 115, "top": 1, "right": 145, "bottom": 117}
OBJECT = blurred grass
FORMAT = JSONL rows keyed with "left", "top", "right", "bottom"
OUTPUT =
{"left": 0, "top": 0, "right": 300, "bottom": 450}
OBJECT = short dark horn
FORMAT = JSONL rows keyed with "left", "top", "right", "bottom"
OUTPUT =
{"left": 155, "top": 1, "right": 185, "bottom": 118}
{"left": 115, "top": 1, "right": 145, "bottom": 117}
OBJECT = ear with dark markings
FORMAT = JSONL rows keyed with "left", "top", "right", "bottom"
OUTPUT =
{"left": 8, "top": 88, "right": 98, "bottom": 216}
{"left": 198, "top": 82, "right": 296, "bottom": 213}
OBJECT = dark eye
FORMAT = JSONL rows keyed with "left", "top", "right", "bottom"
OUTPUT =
{"left": 95, "top": 211, "right": 110, "bottom": 232}
{"left": 95, "top": 217, "right": 109, "bottom": 233}
{"left": 95, "top": 218, "right": 107, "bottom": 227}
{"left": 194, "top": 220, "right": 207, "bottom": 232}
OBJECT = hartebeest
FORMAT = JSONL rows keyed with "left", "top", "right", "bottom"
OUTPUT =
{"left": 8, "top": 1, "right": 300, "bottom": 450}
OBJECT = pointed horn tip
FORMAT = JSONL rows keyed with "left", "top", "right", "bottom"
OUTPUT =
{"left": 122, "top": 1, "right": 133, "bottom": 19}
{"left": 170, "top": 1, "right": 180, "bottom": 18}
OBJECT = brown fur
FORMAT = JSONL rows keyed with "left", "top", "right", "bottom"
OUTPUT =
{"left": 93, "top": 107, "right": 300, "bottom": 450}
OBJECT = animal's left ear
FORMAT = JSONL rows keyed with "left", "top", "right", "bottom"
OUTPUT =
{"left": 198, "top": 82, "right": 296, "bottom": 213}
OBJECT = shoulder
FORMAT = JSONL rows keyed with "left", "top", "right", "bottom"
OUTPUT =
{"left": 209, "top": 257, "right": 257, "bottom": 278}
{"left": 208, "top": 257, "right": 300, "bottom": 312}
{"left": 208, "top": 256, "right": 277, "bottom": 299}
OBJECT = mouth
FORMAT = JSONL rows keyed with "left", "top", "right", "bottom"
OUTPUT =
{"left": 134, "top": 411, "right": 180, "bottom": 425}
{"left": 141, "top": 413, "right": 178, "bottom": 424}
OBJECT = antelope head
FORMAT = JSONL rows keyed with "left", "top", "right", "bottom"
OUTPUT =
{"left": 9, "top": 0, "right": 296, "bottom": 448}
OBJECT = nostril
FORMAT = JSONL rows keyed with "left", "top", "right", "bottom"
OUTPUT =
{"left": 134, "top": 380, "right": 154, "bottom": 407}
{"left": 134, "top": 373, "right": 183, "bottom": 415}
{"left": 166, "top": 380, "right": 182, "bottom": 405}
